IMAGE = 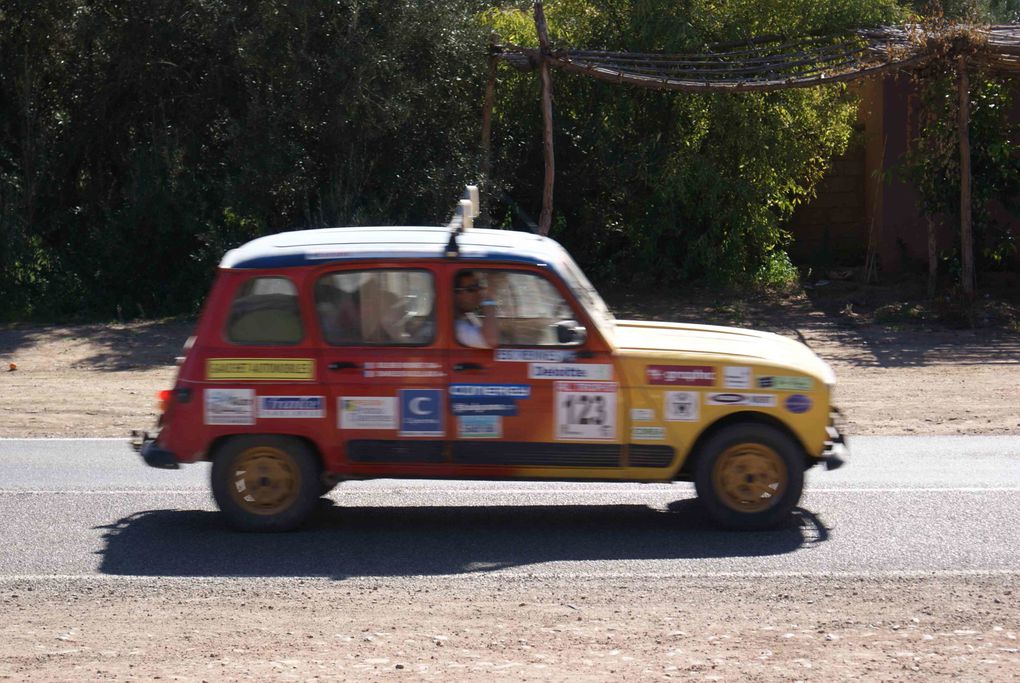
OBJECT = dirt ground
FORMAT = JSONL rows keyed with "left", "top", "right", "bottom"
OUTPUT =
{"left": 1, "top": 575, "right": 1017, "bottom": 681}
{"left": 1, "top": 283, "right": 1018, "bottom": 438}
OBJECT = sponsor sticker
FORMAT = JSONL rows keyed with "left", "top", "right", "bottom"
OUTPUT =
{"left": 364, "top": 361, "right": 444, "bottom": 379}
{"left": 631, "top": 426, "right": 666, "bottom": 441}
{"left": 645, "top": 365, "right": 715, "bottom": 386}
{"left": 665, "top": 391, "right": 700, "bottom": 422}
{"left": 529, "top": 363, "right": 613, "bottom": 380}
{"left": 449, "top": 384, "right": 531, "bottom": 417}
{"left": 723, "top": 366, "right": 752, "bottom": 389}
{"left": 785, "top": 394, "right": 813, "bottom": 414}
{"left": 339, "top": 397, "right": 397, "bottom": 430}
{"left": 758, "top": 375, "right": 814, "bottom": 391}
{"left": 449, "top": 384, "right": 531, "bottom": 398}
{"left": 458, "top": 415, "right": 502, "bottom": 439}
{"left": 205, "top": 388, "right": 255, "bottom": 425}
{"left": 257, "top": 396, "right": 325, "bottom": 419}
{"left": 496, "top": 348, "right": 577, "bottom": 363}
{"left": 631, "top": 408, "right": 655, "bottom": 422}
{"left": 206, "top": 358, "right": 314, "bottom": 381}
{"left": 555, "top": 381, "right": 618, "bottom": 440}
{"left": 400, "top": 389, "right": 444, "bottom": 437}
{"left": 706, "top": 393, "right": 776, "bottom": 407}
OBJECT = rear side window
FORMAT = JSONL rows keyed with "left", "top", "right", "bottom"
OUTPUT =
{"left": 225, "top": 277, "right": 303, "bottom": 345}
{"left": 315, "top": 270, "right": 435, "bottom": 345}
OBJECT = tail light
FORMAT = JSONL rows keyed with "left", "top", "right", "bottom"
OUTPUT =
{"left": 157, "top": 390, "right": 172, "bottom": 413}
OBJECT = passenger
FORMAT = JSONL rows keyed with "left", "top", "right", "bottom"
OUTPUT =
{"left": 315, "top": 280, "right": 361, "bottom": 344}
{"left": 454, "top": 271, "right": 499, "bottom": 348}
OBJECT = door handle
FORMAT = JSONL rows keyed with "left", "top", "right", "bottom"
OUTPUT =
{"left": 453, "top": 362, "right": 484, "bottom": 372}
{"left": 328, "top": 361, "right": 360, "bottom": 371}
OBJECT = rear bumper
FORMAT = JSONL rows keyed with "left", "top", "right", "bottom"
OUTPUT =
{"left": 130, "top": 430, "right": 180, "bottom": 470}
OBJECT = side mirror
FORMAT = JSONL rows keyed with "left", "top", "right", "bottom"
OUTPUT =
{"left": 555, "top": 320, "right": 587, "bottom": 345}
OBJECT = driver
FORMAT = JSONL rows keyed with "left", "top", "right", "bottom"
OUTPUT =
{"left": 454, "top": 271, "right": 499, "bottom": 348}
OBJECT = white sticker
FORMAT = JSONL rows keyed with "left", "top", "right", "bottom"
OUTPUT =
{"left": 631, "top": 408, "right": 655, "bottom": 422}
{"left": 363, "top": 361, "right": 444, "bottom": 379}
{"left": 665, "top": 391, "right": 700, "bottom": 422}
{"left": 339, "top": 396, "right": 397, "bottom": 429}
{"left": 706, "top": 393, "right": 776, "bottom": 407}
{"left": 257, "top": 396, "right": 325, "bottom": 419}
{"left": 555, "top": 381, "right": 618, "bottom": 440}
{"left": 496, "top": 348, "right": 577, "bottom": 363}
{"left": 458, "top": 415, "right": 502, "bottom": 439}
{"left": 724, "top": 366, "right": 752, "bottom": 388}
{"left": 631, "top": 426, "right": 666, "bottom": 441}
{"left": 205, "top": 388, "right": 255, "bottom": 425}
{"left": 529, "top": 363, "right": 613, "bottom": 380}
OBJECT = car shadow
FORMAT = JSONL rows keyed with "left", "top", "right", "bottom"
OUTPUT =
{"left": 95, "top": 500, "right": 830, "bottom": 579}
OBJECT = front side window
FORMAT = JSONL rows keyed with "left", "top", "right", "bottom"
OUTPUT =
{"left": 315, "top": 270, "right": 435, "bottom": 345}
{"left": 456, "top": 270, "right": 582, "bottom": 347}
{"left": 225, "top": 277, "right": 303, "bottom": 345}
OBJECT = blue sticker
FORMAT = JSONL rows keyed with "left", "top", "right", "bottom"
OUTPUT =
{"left": 400, "top": 389, "right": 444, "bottom": 436}
{"left": 449, "top": 384, "right": 531, "bottom": 417}
{"left": 449, "top": 384, "right": 532, "bottom": 398}
{"left": 785, "top": 394, "right": 812, "bottom": 414}
{"left": 451, "top": 397, "right": 518, "bottom": 416}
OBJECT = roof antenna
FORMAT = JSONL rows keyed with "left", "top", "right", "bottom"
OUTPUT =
{"left": 445, "top": 185, "right": 480, "bottom": 258}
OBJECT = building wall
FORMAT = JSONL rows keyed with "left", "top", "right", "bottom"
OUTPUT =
{"left": 787, "top": 72, "right": 1020, "bottom": 274}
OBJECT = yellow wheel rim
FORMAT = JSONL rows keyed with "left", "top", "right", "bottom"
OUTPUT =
{"left": 712, "top": 442, "right": 788, "bottom": 513}
{"left": 229, "top": 446, "right": 302, "bottom": 516}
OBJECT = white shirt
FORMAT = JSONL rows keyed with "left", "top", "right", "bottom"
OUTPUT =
{"left": 456, "top": 313, "right": 488, "bottom": 348}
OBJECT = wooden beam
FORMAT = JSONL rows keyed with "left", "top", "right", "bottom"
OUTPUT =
{"left": 958, "top": 55, "right": 974, "bottom": 296}
{"left": 535, "top": 1, "right": 555, "bottom": 236}
{"left": 479, "top": 49, "right": 497, "bottom": 228}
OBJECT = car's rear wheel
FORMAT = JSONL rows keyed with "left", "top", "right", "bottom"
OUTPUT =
{"left": 693, "top": 423, "right": 804, "bottom": 530}
{"left": 211, "top": 435, "right": 321, "bottom": 532}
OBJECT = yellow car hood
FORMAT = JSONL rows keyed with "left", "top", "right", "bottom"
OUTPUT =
{"left": 612, "top": 319, "right": 835, "bottom": 385}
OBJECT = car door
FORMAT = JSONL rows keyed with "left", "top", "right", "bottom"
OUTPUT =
{"left": 314, "top": 265, "right": 446, "bottom": 468}
{"left": 444, "top": 264, "right": 623, "bottom": 471}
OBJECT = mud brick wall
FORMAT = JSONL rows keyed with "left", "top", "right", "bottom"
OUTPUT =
{"left": 787, "top": 141, "right": 867, "bottom": 269}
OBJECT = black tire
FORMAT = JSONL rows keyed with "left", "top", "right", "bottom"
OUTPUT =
{"left": 211, "top": 435, "right": 322, "bottom": 532}
{"left": 693, "top": 423, "right": 805, "bottom": 531}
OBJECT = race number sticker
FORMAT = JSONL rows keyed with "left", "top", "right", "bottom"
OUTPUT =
{"left": 555, "top": 382, "right": 617, "bottom": 441}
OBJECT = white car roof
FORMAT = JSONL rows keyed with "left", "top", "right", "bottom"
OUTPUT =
{"left": 219, "top": 226, "right": 569, "bottom": 270}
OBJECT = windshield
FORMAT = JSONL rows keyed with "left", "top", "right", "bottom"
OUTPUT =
{"left": 557, "top": 254, "right": 617, "bottom": 346}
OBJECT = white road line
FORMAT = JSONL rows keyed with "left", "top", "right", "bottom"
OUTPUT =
{"left": 1, "top": 487, "right": 1019, "bottom": 495}
{"left": 0, "top": 569, "right": 1017, "bottom": 582}
{"left": 0, "top": 437, "right": 128, "bottom": 441}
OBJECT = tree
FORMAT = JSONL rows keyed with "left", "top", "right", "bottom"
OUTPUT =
{"left": 484, "top": 0, "right": 904, "bottom": 287}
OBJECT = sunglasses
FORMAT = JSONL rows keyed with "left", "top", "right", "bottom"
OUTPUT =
{"left": 456, "top": 284, "right": 486, "bottom": 293}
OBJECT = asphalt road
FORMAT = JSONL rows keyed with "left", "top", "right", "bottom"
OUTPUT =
{"left": 0, "top": 436, "right": 1018, "bottom": 580}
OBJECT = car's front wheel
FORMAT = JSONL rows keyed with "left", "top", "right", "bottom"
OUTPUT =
{"left": 693, "top": 423, "right": 805, "bottom": 530}
{"left": 211, "top": 435, "right": 321, "bottom": 532}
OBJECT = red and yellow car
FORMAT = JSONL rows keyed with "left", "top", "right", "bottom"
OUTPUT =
{"left": 133, "top": 203, "right": 846, "bottom": 532}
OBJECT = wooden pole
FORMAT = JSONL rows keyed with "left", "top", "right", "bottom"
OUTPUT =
{"left": 535, "top": 1, "right": 555, "bottom": 236}
{"left": 957, "top": 55, "right": 974, "bottom": 297}
{"left": 479, "top": 48, "right": 497, "bottom": 228}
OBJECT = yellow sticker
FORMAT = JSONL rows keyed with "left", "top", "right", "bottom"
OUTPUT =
{"left": 206, "top": 358, "right": 315, "bottom": 381}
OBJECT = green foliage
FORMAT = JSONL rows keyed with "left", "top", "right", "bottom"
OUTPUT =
{"left": 903, "top": 0, "right": 1020, "bottom": 22}
{"left": 0, "top": 0, "right": 490, "bottom": 319}
{"left": 902, "top": 70, "right": 1020, "bottom": 275}
{"left": 485, "top": 0, "right": 903, "bottom": 287}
